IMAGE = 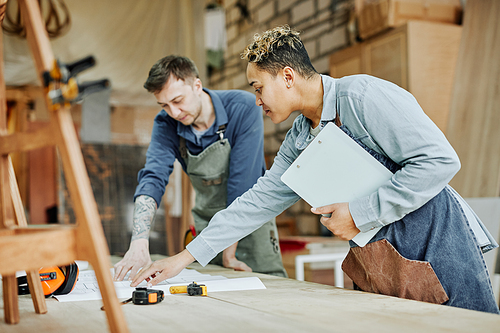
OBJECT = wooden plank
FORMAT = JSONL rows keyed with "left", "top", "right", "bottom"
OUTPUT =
{"left": 7, "top": 156, "right": 48, "bottom": 315}
{"left": 2, "top": 275, "right": 19, "bottom": 325}
{"left": 211, "top": 274, "right": 500, "bottom": 332}
{"left": 9, "top": 156, "right": 28, "bottom": 227}
{"left": 18, "top": 0, "right": 53, "bottom": 77}
{"left": 407, "top": 20, "right": 461, "bottom": 134}
{"left": 180, "top": 171, "right": 192, "bottom": 252}
{"left": 53, "top": 107, "right": 127, "bottom": 331}
{"left": 0, "top": 2, "right": 14, "bottom": 230}
{"left": 0, "top": 228, "right": 77, "bottom": 274}
{"left": 364, "top": 27, "right": 408, "bottom": 89}
{"left": 446, "top": 0, "right": 500, "bottom": 197}
{"left": 163, "top": 196, "right": 176, "bottom": 256}
{"left": 0, "top": 124, "right": 56, "bottom": 155}
{"left": 329, "top": 44, "right": 363, "bottom": 78}
{"left": 28, "top": 122, "right": 57, "bottom": 224}
{"left": 9, "top": 90, "right": 30, "bottom": 205}
{"left": 53, "top": 107, "right": 128, "bottom": 332}
{"left": 0, "top": 157, "right": 14, "bottom": 228}
{"left": 26, "top": 269, "right": 48, "bottom": 314}
{"left": 330, "top": 21, "right": 461, "bottom": 133}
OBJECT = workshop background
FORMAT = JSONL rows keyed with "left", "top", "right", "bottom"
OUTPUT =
{"left": 3, "top": 0, "right": 500, "bottom": 290}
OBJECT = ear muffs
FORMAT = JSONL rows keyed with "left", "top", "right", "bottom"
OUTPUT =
{"left": 17, "top": 275, "right": 31, "bottom": 295}
{"left": 17, "top": 262, "right": 79, "bottom": 297}
{"left": 53, "top": 263, "right": 79, "bottom": 295}
{"left": 39, "top": 266, "right": 66, "bottom": 296}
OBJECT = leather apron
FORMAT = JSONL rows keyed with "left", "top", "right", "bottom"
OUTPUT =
{"left": 334, "top": 117, "right": 499, "bottom": 313}
{"left": 180, "top": 125, "right": 287, "bottom": 277}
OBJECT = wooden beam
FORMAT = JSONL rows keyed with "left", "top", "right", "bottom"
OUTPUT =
{"left": 2, "top": 275, "right": 19, "bottom": 324}
{"left": 18, "top": 0, "right": 54, "bottom": 77}
{"left": 0, "top": 124, "right": 56, "bottom": 154}
{"left": 0, "top": 227, "right": 77, "bottom": 275}
{"left": 447, "top": 0, "right": 500, "bottom": 197}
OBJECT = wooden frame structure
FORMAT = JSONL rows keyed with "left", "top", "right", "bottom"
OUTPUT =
{"left": 0, "top": 0, "right": 128, "bottom": 331}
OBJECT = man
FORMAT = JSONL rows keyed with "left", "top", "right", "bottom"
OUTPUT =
{"left": 114, "top": 55, "right": 286, "bottom": 281}
{"left": 131, "top": 27, "right": 499, "bottom": 314}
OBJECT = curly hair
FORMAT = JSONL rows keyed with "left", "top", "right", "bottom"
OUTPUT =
{"left": 241, "top": 25, "right": 317, "bottom": 78}
{"left": 144, "top": 55, "right": 199, "bottom": 94}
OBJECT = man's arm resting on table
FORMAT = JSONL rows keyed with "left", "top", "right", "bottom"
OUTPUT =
{"left": 114, "top": 195, "right": 157, "bottom": 281}
{"left": 222, "top": 242, "right": 252, "bottom": 272}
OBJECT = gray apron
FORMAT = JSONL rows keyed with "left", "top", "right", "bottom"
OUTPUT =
{"left": 180, "top": 125, "right": 287, "bottom": 277}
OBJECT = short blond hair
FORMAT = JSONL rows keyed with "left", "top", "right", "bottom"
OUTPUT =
{"left": 241, "top": 25, "right": 317, "bottom": 78}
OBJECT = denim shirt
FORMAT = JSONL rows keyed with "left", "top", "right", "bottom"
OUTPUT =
{"left": 134, "top": 88, "right": 267, "bottom": 208}
{"left": 187, "top": 74, "right": 497, "bottom": 266}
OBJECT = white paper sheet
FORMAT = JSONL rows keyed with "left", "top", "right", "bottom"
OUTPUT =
{"left": 53, "top": 268, "right": 266, "bottom": 302}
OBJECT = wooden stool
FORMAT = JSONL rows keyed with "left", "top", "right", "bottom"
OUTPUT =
{"left": 0, "top": 1, "right": 128, "bottom": 332}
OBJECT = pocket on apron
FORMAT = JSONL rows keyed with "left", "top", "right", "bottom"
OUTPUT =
{"left": 189, "top": 171, "right": 228, "bottom": 211}
{"left": 342, "top": 239, "right": 448, "bottom": 305}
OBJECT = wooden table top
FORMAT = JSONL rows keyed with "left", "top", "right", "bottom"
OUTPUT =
{"left": 2, "top": 260, "right": 500, "bottom": 332}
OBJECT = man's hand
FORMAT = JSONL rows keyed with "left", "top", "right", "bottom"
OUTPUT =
{"left": 222, "top": 242, "right": 252, "bottom": 272}
{"left": 311, "top": 202, "right": 360, "bottom": 240}
{"left": 113, "top": 239, "right": 152, "bottom": 281}
{"left": 131, "top": 249, "right": 195, "bottom": 287}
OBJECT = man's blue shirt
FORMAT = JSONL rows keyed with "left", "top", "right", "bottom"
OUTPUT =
{"left": 134, "top": 88, "right": 266, "bottom": 207}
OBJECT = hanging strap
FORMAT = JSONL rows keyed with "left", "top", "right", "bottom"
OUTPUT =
{"left": 179, "top": 124, "right": 227, "bottom": 159}
{"left": 179, "top": 137, "right": 187, "bottom": 159}
{"left": 216, "top": 124, "right": 226, "bottom": 141}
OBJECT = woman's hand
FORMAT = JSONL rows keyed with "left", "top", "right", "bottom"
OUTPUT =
{"left": 130, "top": 249, "right": 195, "bottom": 287}
{"left": 311, "top": 202, "right": 360, "bottom": 240}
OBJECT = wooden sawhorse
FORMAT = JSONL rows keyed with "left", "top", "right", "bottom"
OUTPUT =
{"left": 0, "top": 0, "right": 128, "bottom": 332}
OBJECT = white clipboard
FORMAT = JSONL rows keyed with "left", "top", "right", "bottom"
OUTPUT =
{"left": 281, "top": 122, "right": 393, "bottom": 247}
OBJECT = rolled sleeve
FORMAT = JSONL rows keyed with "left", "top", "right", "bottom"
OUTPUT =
{"left": 349, "top": 197, "right": 384, "bottom": 232}
{"left": 186, "top": 236, "right": 218, "bottom": 266}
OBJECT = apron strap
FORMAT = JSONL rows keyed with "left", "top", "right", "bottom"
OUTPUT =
{"left": 216, "top": 124, "right": 226, "bottom": 141}
{"left": 179, "top": 137, "right": 187, "bottom": 159}
{"left": 179, "top": 124, "right": 228, "bottom": 159}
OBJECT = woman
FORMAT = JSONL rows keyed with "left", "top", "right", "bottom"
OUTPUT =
{"left": 132, "top": 26, "right": 499, "bottom": 314}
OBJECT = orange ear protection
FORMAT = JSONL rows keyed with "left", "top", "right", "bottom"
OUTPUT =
{"left": 17, "top": 262, "right": 79, "bottom": 297}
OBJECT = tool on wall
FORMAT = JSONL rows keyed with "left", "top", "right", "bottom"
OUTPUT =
{"left": 42, "top": 55, "right": 110, "bottom": 110}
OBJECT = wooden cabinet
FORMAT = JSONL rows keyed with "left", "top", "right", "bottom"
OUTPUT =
{"left": 329, "top": 20, "right": 462, "bottom": 133}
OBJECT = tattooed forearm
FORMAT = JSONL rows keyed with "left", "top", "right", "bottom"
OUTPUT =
{"left": 131, "top": 195, "right": 157, "bottom": 241}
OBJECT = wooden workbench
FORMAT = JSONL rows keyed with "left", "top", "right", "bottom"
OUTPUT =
{"left": 2, "top": 260, "right": 500, "bottom": 332}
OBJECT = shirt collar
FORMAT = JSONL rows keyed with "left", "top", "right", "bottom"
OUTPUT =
{"left": 320, "top": 74, "right": 337, "bottom": 124}
{"left": 295, "top": 75, "right": 337, "bottom": 150}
